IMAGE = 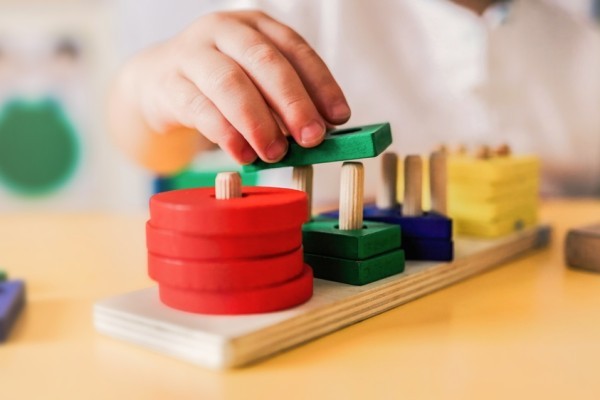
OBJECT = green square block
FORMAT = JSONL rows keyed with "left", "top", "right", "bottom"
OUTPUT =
{"left": 242, "top": 122, "right": 392, "bottom": 172}
{"left": 302, "top": 219, "right": 401, "bottom": 260}
{"left": 0, "top": 269, "right": 6, "bottom": 282}
{"left": 305, "top": 249, "right": 405, "bottom": 286}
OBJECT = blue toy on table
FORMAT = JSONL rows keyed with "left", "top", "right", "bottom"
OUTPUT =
{"left": 0, "top": 278, "right": 26, "bottom": 342}
{"left": 322, "top": 152, "right": 454, "bottom": 262}
{"left": 321, "top": 204, "right": 453, "bottom": 261}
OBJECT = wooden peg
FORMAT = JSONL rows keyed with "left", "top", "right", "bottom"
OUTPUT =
{"left": 292, "top": 165, "right": 313, "bottom": 222}
{"left": 435, "top": 144, "right": 448, "bottom": 154}
{"left": 376, "top": 153, "right": 398, "bottom": 210}
{"left": 474, "top": 145, "right": 491, "bottom": 160}
{"left": 403, "top": 155, "right": 423, "bottom": 217}
{"left": 456, "top": 144, "right": 468, "bottom": 155}
{"left": 429, "top": 152, "right": 447, "bottom": 215}
{"left": 215, "top": 172, "right": 242, "bottom": 200}
{"left": 339, "top": 162, "right": 364, "bottom": 230}
{"left": 494, "top": 143, "right": 511, "bottom": 157}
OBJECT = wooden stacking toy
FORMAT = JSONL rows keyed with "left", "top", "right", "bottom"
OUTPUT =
{"left": 146, "top": 172, "right": 313, "bottom": 314}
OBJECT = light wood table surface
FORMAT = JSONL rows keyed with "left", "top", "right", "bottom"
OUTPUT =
{"left": 1, "top": 200, "right": 599, "bottom": 400}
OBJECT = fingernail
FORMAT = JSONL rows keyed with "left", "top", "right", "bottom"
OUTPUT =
{"left": 330, "top": 101, "right": 351, "bottom": 121}
{"left": 300, "top": 120, "right": 326, "bottom": 146}
{"left": 241, "top": 145, "right": 257, "bottom": 164}
{"left": 266, "top": 137, "right": 288, "bottom": 162}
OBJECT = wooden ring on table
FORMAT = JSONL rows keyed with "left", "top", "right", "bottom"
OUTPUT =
{"left": 158, "top": 265, "right": 313, "bottom": 315}
{"left": 149, "top": 187, "right": 307, "bottom": 235}
{"left": 146, "top": 222, "right": 302, "bottom": 259}
{"left": 148, "top": 247, "right": 305, "bottom": 291}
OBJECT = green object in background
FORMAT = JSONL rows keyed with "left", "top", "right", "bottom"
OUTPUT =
{"left": 157, "top": 149, "right": 258, "bottom": 192}
{"left": 164, "top": 169, "right": 258, "bottom": 190}
{"left": 0, "top": 269, "right": 7, "bottom": 282}
{"left": 0, "top": 98, "right": 80, "bottom": 196}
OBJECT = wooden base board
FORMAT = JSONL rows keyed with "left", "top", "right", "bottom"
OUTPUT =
{"left": 94, "top": 225, "right": 551, "bottom": 370}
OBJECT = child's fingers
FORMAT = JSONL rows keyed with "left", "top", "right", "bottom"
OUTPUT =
{"left": 180, "top": 49, "right": 288, "bottom": 163}
{"left": 163, "top": 77, "right": 258, "bottom": 165}
{"left": 250, "top": 13, "right": 351, "bottom": 125}
{"left": 214, "top": 20, "right": 326, "bottom": 147}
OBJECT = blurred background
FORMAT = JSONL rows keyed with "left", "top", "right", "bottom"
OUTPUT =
{"left": 0, "top": 0, "right": 598, "bottom": 212}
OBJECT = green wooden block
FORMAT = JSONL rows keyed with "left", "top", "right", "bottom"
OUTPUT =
{"left": 305, "top": 249, "right": 405, "bottom": 286}
{"left": 303, "top": 219, "right": 401, "bottom": 260}
{"left": 0, "top": 269, "right": 6, "bottom": 282}
{"left": 242, "top": 122, "right": 392, "bottom": 172}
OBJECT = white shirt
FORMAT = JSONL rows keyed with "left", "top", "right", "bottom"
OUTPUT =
{"left": 116, "top": 0, "right": 600, "bottom": 201}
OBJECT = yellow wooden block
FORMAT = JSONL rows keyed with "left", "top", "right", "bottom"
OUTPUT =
{"left": 454, "top": 209, "right": 538, "bottom": 238}
{"left": 449, "top": 178, "right": 538, "bottom": 203}
{"left": 448, "top": 154, "right": 540, "bottom": 238}
{"left": 448, "top": 155, "right": 539, "bottom": 184}
{"left": 450, "top": 199, "right": 538, "bottom": 222}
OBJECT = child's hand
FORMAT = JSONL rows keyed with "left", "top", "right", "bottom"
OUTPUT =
{"left": 114, "top": 10, "right": 350, "bottom": 170}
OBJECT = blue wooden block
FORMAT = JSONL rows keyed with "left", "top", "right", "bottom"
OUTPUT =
{"left": 0, "top": 280, "right": 26, "bottom": 342}
{"left": 403, "top": 238, "right": 454, "bottom": 261}
{"left": 321, "top": 203, "right": 452, "bottom": 240}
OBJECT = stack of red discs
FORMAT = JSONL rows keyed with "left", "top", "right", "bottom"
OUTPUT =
{"left": 146, "top": 186, "right": 313, "bottom": 315}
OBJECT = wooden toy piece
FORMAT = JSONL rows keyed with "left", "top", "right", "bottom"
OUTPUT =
{"left": 429, "top": 151, "right": 447, "bottom": 216}
{"left": 302, "top": 220, "right": 401, "bottom": 259}
{"left": 402, "top": 238, "right": 454, "bottom": 262}
{"left": 339, "top": 162, "right": 364, "bottom": 230}
{"left": 474, "top": 145, "right": 492, "bottom": 160}
{"left": 148, "top": 176, "right": 312, "bottom": 315}
{"left": 95, "top": 225, "right": 551, "bottom": 370}
{"left": 494, "top": 144, "right": 512, "bottom": 157}
{"left": 148, "top": 248, "right": 304, "bottom": 291}
{"left": 354, "top": 206, "right": 452, "bottom": 240}
{"left": 146, "top": 223, "right": 301, "bottom": 259}
{"left": 292, "top": 165, "right": 313, "bottom": 222}
{"left": 456, "top": 144, "right": 468, "bottom": 155}
{"left": 304, "top": 249, "right": 405, "bottom": 286}
{"left": 320, "top": 153, "right": 453, "bottom": 261}
{"left": 215, "top": 171, "right": 242, "bottom": 199}
{"left": 242, "top": 123, "right": 392, "bottom": 172}
{"left": 159, "top": 265, "right": 313, "bottom": 314}
{"left": 303, "top": 161, "right": 405, "bottom": 285}
{"left": 434, "top": 144, "right": 448, "bottom": 154}
{"left": 0, "top": 269, "right": 6, "bottom": 282}
{"left": 0, "top": 280, "right": 25, "bottom": 341}
{"left": 403, "top": 155, "right": 423, "bottom": 217}
{"left": 155, "top": 150, "right": 258, "bottom": 193}
{"left": 565, "top": 224, "right": 600, "bottom": 272}
{"left": 448, "top": 153, "right": 540, "bottom": 238}
{"left": 375, "top": 152, "right": 398, "bottom": 210}
{"left": 150, "top": 187, "right": 307, "bottom": 235}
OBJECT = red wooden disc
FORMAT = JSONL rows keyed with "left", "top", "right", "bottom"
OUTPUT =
{"left": 149, "top": 187, "right": 307, "bottom": 235}
{"left": 146, "top": 222, "right": 302, "bottom": 259}
{"left": 158, "top": 265, "right": 313, "bottom": 315}
{"left": 148, "top": 247, "right": 304, "bottom": 291}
